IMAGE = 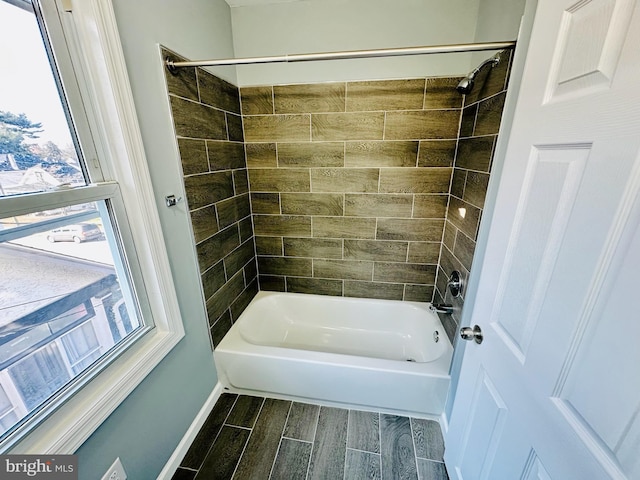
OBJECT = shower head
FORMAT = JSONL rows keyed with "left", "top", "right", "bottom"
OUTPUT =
{"left": 456, "top": 54, "right": 501, "bottom": 95}
{"left": 456, "top": 76, "right": 475, "bottom": 95}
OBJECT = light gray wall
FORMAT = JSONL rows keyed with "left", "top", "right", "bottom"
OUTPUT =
{"left": 230, "top": 0, "right": 481, "bottom": 86}
{"left": 74, "top": 1, "right": 235, "bottom": 478}
{"left": 471, "top": 0, "right": 527, "bottom": 66}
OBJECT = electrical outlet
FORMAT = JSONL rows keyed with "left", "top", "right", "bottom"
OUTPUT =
{"left": 101, "top": 457, "right": 127, "bottom": 480}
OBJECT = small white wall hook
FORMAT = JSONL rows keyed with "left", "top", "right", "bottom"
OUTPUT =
{"left": 165, "top": 194, "right": 183, "bottom": 207}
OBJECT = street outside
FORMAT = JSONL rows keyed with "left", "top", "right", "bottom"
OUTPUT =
{"left": 10, "top": 231, "right": 115, "bottom": 266}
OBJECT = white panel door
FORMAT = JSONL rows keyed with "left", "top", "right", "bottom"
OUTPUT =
{"left": 445, "top": 0, "right": 640, "bottom": 478}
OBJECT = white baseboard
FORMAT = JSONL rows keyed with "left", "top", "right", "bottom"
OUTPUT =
{"left": 157, "top": 382, "right": 225, "bottom": 479}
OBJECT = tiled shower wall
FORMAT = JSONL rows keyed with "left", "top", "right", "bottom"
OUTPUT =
{"left": 435, "top": 50, "right": 512, "bottom": 339}
{"left": 164, "top": 47, "right": 511, "bottom": 347}
{"left": 163, "top": 49, "right": 258, "bottom": 347}
{"left": 240, "top": 79, "right": 463, "bottom": 301}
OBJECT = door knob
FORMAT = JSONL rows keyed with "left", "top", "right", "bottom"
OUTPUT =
{"left": 460, "top": 325, "right": 483, "bottom": 344}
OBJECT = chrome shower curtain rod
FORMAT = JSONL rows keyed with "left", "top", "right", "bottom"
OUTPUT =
{"left": 165, "top": 40, "right": 516, "bottom": 72}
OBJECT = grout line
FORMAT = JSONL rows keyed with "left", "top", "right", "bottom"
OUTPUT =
{"left": 229, "top": 397, "right": 266, "bottom": 480}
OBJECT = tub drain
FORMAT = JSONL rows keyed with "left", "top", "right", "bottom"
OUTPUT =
{"left": 406, "top": 358, "right": 416, "bottom": 362}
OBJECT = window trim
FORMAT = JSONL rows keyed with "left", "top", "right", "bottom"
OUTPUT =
{"left": 6, "top": 0, "right": 185, "bottom": 453}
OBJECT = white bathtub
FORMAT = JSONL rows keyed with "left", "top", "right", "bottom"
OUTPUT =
{"left": 214, "top": 291, "right": 453, "bottom": 416}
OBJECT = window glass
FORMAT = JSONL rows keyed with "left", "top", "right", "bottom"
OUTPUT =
{"left": 0, "top": 204, "right": 142, "bottom": 439}
{"left": 0, "top": 0, "right": 86, "bottom": 197}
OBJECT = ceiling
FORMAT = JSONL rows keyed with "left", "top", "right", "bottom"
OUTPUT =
{"left": 224, "top": 0, "right": 306, "bottom": 6}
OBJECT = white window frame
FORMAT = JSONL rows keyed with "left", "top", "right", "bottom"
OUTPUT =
{"left": 3, "top": 0, "right": 185, "bottom": 453}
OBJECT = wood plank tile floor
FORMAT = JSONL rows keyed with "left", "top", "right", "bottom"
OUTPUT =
{"left": 171, "top": 393, "right": 449, "bottom": 480}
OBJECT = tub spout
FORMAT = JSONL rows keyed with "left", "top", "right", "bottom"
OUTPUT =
{"left": 430, "top": 303, "right": 454, "bottom": 314}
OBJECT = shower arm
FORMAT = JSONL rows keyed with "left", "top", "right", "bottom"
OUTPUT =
{"left": 165, "top": 40, "right": 516, "bottom": 73}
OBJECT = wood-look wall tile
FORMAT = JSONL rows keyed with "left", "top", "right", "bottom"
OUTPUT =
{"left": 249, "top": 168, "right": 311, "bottom": 192}
{"left": 178, "top": 138, "right": 208, "bottom": 175}
{"left": 270, "top": 439, "right": 313, "bottom": 480}
{"left": 179, "top": 392, "right": 237, "bottom": 469}
{"left": 474, "top": 92, "right": 506, "bottom": 136}
{"left": 226, "top": 112, "right": 244, "bottom": 142}
{"left": 230, "top": 280, "right": 258, "bottom": 321}
{"left": 197, "top": 68, "right": 241, "bottom": 114}
{"left": 413, "top": 195, "right": 449, "bottom": 218}
{"left": 380, "top": 414, "right": 418, "bottom": 480}
{"left": 244, "top": 258, "right": 258, "bottom": 283}
{"left": 440, "top": 245, "right": 468, "bottom": 283}
{"left": 210, "top": 306, "right": 232, "bottom": 349}
{"left": 447, "top": 197, "right": 481, "bottom": 240}
{"left": 283, "top": 402, "right": 320, "bottom": 442}
{"left": 205, "top": 271, "right": 244, "bottom": 323}
{"left": 313, "top": 217, "right": 376, "bottom": 239}
{"left": 216, "top": 194, "right": 251, "bottom": 229}
{"left": 348, "top": 410, "right": 380, "bottom": 453}
{"left": 346, "top": 79, "right": 425, "bottom": 112}
{"left": 255, "top": 236, "right": 283, "bottom": 256}
{"left": 163, "top": 50, "right": 199, "bottom": 101}
{"left": 404, "top": 284, "right": 434, "bottom": 302}
{"left": 226, "top": 395, "right": 264, "bottom": 428}
{"left": 244, "top": 114, "right": 310, "bottom": 142}
{"left": 225, "top": 238, "right": 255, "bottom": 278}
{"left": 467, "top": 49, "right": 511, "bottom": 105}
{"left": 286, "top": 277, "right": 344, "bottom": 296}
{"left": 281, "top": 193, "right": 344, "bottom": 216}
{"left": 259, "top": 275, "right": 286, "bottom": 292}
{"left": 407, "top": 242, "right": 441, "bottom": 264}
{"left": 253, "top": 215, "right": 311, "bottom": 237}
{"left": 308, "top": 407, "right": 348, "bottom": 480}
{"left": 240, "top": 86, "right": 274, "bottom": 115}
{"left": 345, "top": 450, "right": 381, "bottom": 480}
{"left": 233, "top": 398, "right": 292, "bottom": 480}
{"left": 455, "top": 136, "right": 495, "bottom": 172}
{"left": 374, "top": 263, "right": 436, "bottom": 284}
{"left": 459, "top": 104, "right": 478, "bottom": 138}
{"left": 311, "top": 168, "right": 379, "bottom": 193}
{"left": 201, "top": 260, "right": 226, "bottom": 301}
{"left": 311, "top": 112, "right": 385, "bottom": 141}
{"left": 442, "top": 221, "right": 456, "bottom": 251}
{"left": 233, "top": 169, "right": 249, "bottom": 195}
{"left": 274, "top": 83, "right": 346, "bottom": 113}
{"left": 417, "top": 140, "right": 457, "bottom": 167}
{"left": 196, "top": 225, "right": 240, "bottom": 273}
{"left": 251, "top": 193, "right": 281, "bottom": 214}
{"left": 463, "top": 171, "right": 489, "bottom": 208}
{"left": 170, "top": 96, "right": 227, "bottom": 140}
{"left": 246, "top": 143, "right": 277, "bottom": 168}
{"left": 451, "top": 168, "right": 466, "bottom": 199}
{"left": 184, "top": 171, "right": 234, "bottom": 210}
{"left": 257, "top": 256, "right": 312, "bottom": 277}
{"left": 278, "top": 142, "right": 344, "bottom": 167}
{"left": 194, "top": 425, "right": 250, "bottom": 479}
{"left": 239, "top": 217, "right": 253, "bottom": 242}
{"left": 313, "top": 259, "right": 373, "bottom": 281}
{"left": 284, "top": 238, "right": 343, "bottom": 259}
{"left": 379, "top": 168, "right": 451, "bottom": 194}
{"left": 344, "top": 239, "right": 408, "bottom": 262}
{"left": 424, "top": 77, "right": 464, "bottom": 109}
{"left": 189, "top": 205, "right": 218, "bottom": 244}
{"left": 344, "top": 281, "right": 404, "bottom": 301}
{"left": 205, "top": 140, "right": 245, "bottom": 171}
{"left": 377, "top": 218, "right": 444, "bottom": 242}
{"left": 345, "top": 141, "right": 418, "bottom": 167}
{"left": 384, "top": 110, "right": 460, "bottom": 140}
{"left": 453, "top": 230, "right": 476, "bottom": 271}
{"left": 344, "top": 194, "right": 413, "bottom": 218}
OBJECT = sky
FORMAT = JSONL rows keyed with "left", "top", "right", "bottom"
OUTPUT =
{"left": 0, "top": 1, "right": 74, "bottom": 147}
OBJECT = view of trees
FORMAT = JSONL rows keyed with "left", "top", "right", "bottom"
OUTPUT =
{"left": 0, "top": 110, "right": 81, "bottom": 179}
